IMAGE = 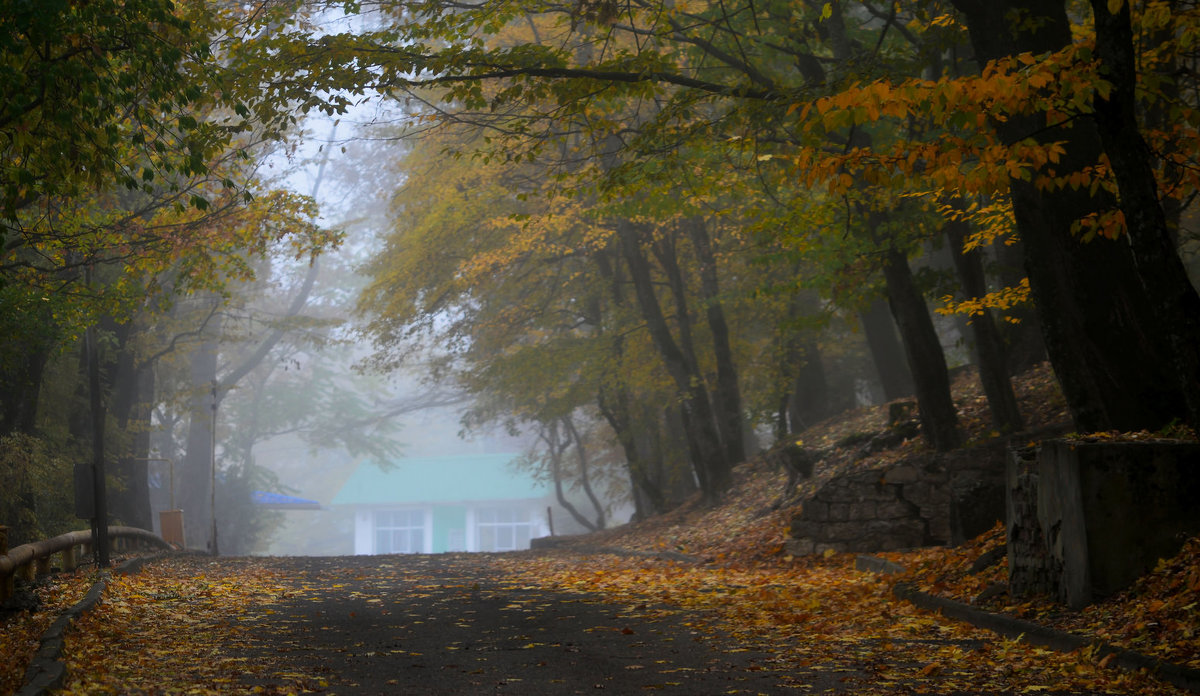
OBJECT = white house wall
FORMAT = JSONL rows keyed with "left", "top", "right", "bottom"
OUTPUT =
{"left": 353, "top": 510, "right": 373, "bottom": 555}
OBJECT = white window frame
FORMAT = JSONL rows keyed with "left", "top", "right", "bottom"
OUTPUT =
{"left": 374, "top": 508, "right": 427, "bottom": 554}
{"left": 475, "top": 506, "right": 537, "bottom": 552}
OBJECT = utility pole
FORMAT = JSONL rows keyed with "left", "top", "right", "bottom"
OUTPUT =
{"left": 85, "top": 265, "right": 109, "bottom": 567}
{"left": 210, "top": 380, "right": 219, "bottom": 556}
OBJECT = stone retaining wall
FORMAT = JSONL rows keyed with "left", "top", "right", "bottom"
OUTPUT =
{"left": 786, "top": 438, "right": 1015, "bottom": 555}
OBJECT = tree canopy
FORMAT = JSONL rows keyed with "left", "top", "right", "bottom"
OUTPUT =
{"left": 5, "top": 0, "right": 1200, "bottom": 534}
{"left": 333, "top": 0, "right": 1200, "bottom": 499}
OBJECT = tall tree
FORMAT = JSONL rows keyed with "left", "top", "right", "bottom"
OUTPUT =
{"left": 949, "top": 0, "right": 1200, "bottom": 431}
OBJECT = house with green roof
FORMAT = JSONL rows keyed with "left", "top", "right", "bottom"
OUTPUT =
{"left": 332, "top": 453, "right": 552, "bottom": 554}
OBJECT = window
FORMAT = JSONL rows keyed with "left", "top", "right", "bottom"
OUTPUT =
{"left": 374, "top": 509, "right": 425, "bottom": 554}
{"left": 476, "top": 507, "right": 536, "bottom": 552}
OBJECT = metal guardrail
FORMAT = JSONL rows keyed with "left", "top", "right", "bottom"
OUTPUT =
{"left": 0, "top": 525, "right": 172, "bottom": 602}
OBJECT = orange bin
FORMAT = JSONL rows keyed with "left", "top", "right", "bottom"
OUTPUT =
{"left": 159, "top": 509, "right": 185, "bottom": 547}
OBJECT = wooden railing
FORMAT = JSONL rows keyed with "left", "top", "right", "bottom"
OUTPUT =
{"left": 0, "top": 525, "right": 172, "bottom": 602}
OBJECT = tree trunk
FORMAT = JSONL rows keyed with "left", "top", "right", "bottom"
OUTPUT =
{"left": 562, "top": 416, "right": 606, "bottom": 530}
{"left": 683, "top": 217, "right": 746, "bottom": 464}
{"left": 860, "top": 298, "right": 914, "bottom": 401}
{"left": 617, "top": 219, "right": 730, "bottom": 499}
{"left": 953, "top": 0, "right": 1200, "bottom": 431}
{"left": 541, "top": 420, "right": 599, "bottom": 532}
{"left": 944, "top": 219, "right": 1024, "bottom": 432}
{"left": 881, "top": 246, "right": 961, "bottom": 451}
{"left": 1088, "top": 0, "right": 1200, "bottom": 428}
{"left": 592, "top": 247, "right": 668, "bottom": 517}
{"left": 597, "top": 384, "right": 665, "bottom": 518}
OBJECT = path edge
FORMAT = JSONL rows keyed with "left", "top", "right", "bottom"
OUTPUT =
{"left": 16, "top": 552, "right": 178, "bottom": 696}
{"left": 870, "top": 559, "right": 1200, "bottom": 694}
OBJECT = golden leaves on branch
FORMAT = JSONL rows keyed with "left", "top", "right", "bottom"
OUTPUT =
{"left": 937, "top": 279, "right": 1032, "bottom": 321}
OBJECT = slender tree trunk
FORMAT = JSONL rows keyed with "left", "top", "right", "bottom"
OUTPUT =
{"left": 944, "top": 219, "right": 1024, "bottom": 432}
{"left": 541, "top": 420, "right": 599, "bottom": 532}
{"left": 562, "top": 416, "right": 606, "bottom": 530}
{"left": 860, "top": 298, "right": 914, "bottom": 401}
{"left": 592, "top": 247, "right": 668, "bottom": 517}
{"left": 953, "top": 0, "right": 1200, "bottom": 431}
{"left": 618, "top": 219, "right": 730, "bottom": 499}
{"left": 881, "top": 246, "right": 961, "bottom": 451}
{"left": 683, "top": 217, "right": 746, "bottom": 464}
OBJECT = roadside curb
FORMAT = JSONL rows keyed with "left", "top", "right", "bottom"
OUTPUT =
{"left": 16, "top": 551, "right": 180, "bottom": 696}
{"left": 856, "top": 554, "right": 1200, "bottom": 693}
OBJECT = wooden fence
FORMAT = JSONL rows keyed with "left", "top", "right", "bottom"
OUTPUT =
{"left": 0, "top": 525, "right": 172, "bottom": 602}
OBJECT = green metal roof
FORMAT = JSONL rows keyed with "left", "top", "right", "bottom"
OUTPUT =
{"left": 331, "top": 453, "right": 549, "bottom": 506}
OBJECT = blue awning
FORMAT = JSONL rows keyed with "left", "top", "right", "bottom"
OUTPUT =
{"left": 252, "top": 491, "right": 322, "bottom": 510}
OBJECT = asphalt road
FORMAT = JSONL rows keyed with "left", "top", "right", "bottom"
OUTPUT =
{"left": 231, "top": 554, "right": 855, "bottom": 695}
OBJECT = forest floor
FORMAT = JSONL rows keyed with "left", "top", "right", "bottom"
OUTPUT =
{"left": 3, "top": 363, "right": 1199, "bottom": 694}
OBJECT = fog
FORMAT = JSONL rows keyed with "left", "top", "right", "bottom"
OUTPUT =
{"left": 203, "top": 104, "right": 629, "bottom": 557}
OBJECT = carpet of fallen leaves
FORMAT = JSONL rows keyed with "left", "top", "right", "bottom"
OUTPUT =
{"left": 55, "top": 556, "right": 329, "bottom": 695}
{"left": 0, "top": 567, "right": 99, "bottom": 695}
{"left": 6, "top": 363, "right": 1198, "bottom": 694}
{"left": 37, "top": 551, "right": 1192, "bottom": 695}
{"left": 493, "top": 551, "right": 1185, "bottom": 694}
{"left": 895, "top": 521, "right": 1200, "bottom": 672}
